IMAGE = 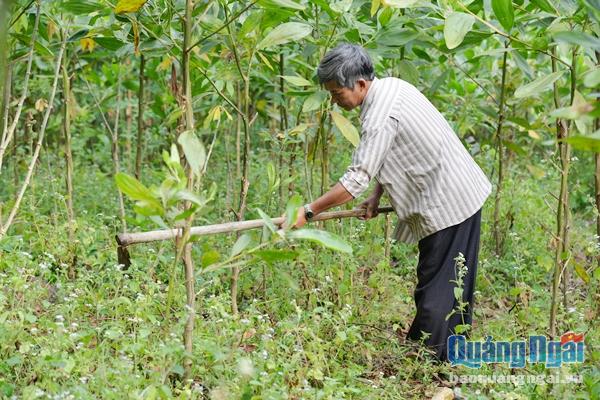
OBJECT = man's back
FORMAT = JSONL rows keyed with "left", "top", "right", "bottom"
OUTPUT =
{"left": 351, "top": 77, "right": 491, "bottom": 242}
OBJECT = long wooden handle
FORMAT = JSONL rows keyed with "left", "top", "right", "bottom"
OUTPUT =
{"left": 116, "top": 206, "right": 394, "bottom": 247}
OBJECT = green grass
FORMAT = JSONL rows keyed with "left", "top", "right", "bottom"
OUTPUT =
{"left": 0, "top": 150, "right": 598, "bottom": 399}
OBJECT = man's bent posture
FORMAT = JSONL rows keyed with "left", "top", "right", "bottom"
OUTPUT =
{"left": 292, "top": 43, "right": 491, "bottom": 361}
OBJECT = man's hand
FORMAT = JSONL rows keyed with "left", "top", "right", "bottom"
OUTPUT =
{"left": 357, "top": 195, "right": 380, "bottom": 220}
{"left": 280, "top": 206, "right": 307, "bottom": 229}
{"left": 293, "top": 206, "right": 307, "bottom": 228}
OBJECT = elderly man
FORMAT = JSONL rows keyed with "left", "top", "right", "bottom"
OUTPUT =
{"left": 293, "top": 43, "right": 491, "bottom": 361}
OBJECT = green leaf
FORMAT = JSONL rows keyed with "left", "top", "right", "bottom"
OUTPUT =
{"left": 285, "top": 194, "right": 303, "bottom": 229}
{"left": 565, "top": 130, "right": 600, "bottom": 152}
{"left": 287, "top": 229, "right": 353, "bottom": 254}
{"left": 514, "top": 71, "right": 563, "bottom": 99}
{"left": 94, "top": 37, "right": 125, "bottom": 51}
{"left": 330, "top": 0, "right": 352, "bottom": 14}
{"left": 254, "top": 249, "right": 298, "bottom": 263}
{"left": 553, "top": 31, "right": 600, "bottom": 51}
{"left": 330, "top": 111, "right": 360, "bottom": 147}
{"left": 115, "top": 173, "right": 155, "bottom": 202}
{"left": 258, "top": 0, "right": 305, "bottom": 11}
{"left": 60, "top": 1, "right": 101, "bottom": 14}
{"left": 376, "top": 27, "right": 420, "bottom": 47}
{"left": 530, "top": 0, "right": 555, "bottom": 13}
{"left": 526, "top": 164, "right": 545, "bottom": 179}
{"left": 280, "top": 75, "right": 313, "bottom": 87}
{"left": 231, "top": 234, "right": 252, "bottom": 257}
{"left": 201, "top": 249, "right": 220, "bottom": 268}
{"left": 257, "top": 22, "right": 312, "bottom": 49}
{"left": 491, "top": 0, "right": 514, "bottom": 31}
{"left": 177, "top": 130, "right": 206, "bottom": 175}
{"left": 583, "top": 68, "right": 600, "bottom": 88}
{"left": 174, "top": 189, "right": 208, "bottom": 207}
{"left": 444, "top": 12, "right": 475, "bottom": 50}
{"left": 256, "top": 208, "right": 277, "bottom": 234}
{"left": 396, "top": 59, "right": 419, "bottom": 85}
{"left": 302, "top": 91, "right": 328, "bottom": 113}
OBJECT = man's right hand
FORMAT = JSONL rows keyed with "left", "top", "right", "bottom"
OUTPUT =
{"left": 357, "top": 195, "right": 380, "bottom": 220}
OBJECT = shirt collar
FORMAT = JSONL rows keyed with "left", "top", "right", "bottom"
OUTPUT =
{"left": 360, "top": 77, "right": 379, "bottom": 121}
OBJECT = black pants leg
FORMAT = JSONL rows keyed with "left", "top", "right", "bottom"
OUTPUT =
{"left": 407, "top": 209, "right": 482, "bottom": 361}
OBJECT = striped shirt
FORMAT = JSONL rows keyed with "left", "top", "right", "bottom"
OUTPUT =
{"left": 339, "top": 77, "right": 492, "bottom": 243}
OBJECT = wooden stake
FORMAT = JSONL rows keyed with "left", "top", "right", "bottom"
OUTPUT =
{"left": 116, "top": 206, "right": 395, "bottom": 247}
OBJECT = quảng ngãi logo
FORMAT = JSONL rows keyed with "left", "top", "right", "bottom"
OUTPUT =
{"left": 447, "top": 332, "right": 585, "bottom": 368}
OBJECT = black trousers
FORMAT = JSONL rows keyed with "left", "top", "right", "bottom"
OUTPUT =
{"left": 407, "top": 209, "right": 482, "bottom": 361}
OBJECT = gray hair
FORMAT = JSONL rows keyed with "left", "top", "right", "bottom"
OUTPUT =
{"left": 317, "top": 43, "right": 375, "bottom": 88}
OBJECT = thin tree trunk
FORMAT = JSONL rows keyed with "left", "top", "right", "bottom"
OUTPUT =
{"left": 62, "top": 46, "right": 76, "bottom": 278}
{"left": 493, "top": 44, "right": 509, "bottom": 257}
{"left": 0, "top": 35, "right": 66, "bottom": 237}
{"left": 560, "top": 49, "right": 577, "bottom": 309}
{"left": 112, "top": 72, "right": 127, "bottom": 232}
{"left": 320, "top": 118, "right": 331, "bottom": 196}
{"left": 1, "top": 63, "right": 10, "bottom": 149}
{"left": 0, "top": 2, "right": 40, "bottom": 173}
{"left": 549, "top": 47, "right": 573, "bottom": 338}
{"left": 225, "top": 5, "right": 253, "bottom": 316}
{"left": 135, "top": 55, "right": 145, "bottom": 180}
{"left": 125, "top": 89, "right": 133, "bottom": 171}
{"left": 181, "top": 0, "right": 197, "bottom": 381}
{"left": 278, "top": 51, "right": 288, "bottom": 206}
{"left": 594, "top": 51, "right": 600, "bottom": 266}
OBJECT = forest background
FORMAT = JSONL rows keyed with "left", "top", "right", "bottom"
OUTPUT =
{"left": 0, "top": 0, "right": 599, "bottom": 398}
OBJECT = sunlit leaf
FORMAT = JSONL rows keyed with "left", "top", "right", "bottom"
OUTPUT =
{"left": 302, "top": 91, "right": 328, "bottom": 113}
{"left": 285, "top": 194, "right": 303, "bottom": 229}
{"left": 574, "top": 262, "right": 590, "bottom": 284}
{"left": 287, "top": 229, "right": 353, "bottom": 254}
{"left": 257, "top": 22, "right": 312, "bottom": 49}
{"left": 444, "top": 12, "right": 475, "bottom": 50}
{"left": 382, "top": 0, "right": 419, "bottom": 7}
{"left": 371, "top": 0, "right": 381, "bottom": 16}
{"left": 177, "top": 130, "right": 206, "bottom": 175}
{"left": 330, "top": 110, "right": 360, "bottom": 147}
{"left": 80, "top": 38, "right": 96, "bottom": 52}
{"left": 258, "top": 0, "right": 305, "bottom": 10}
{"left": 280, "top": 75, "right": 313, "bottom": 87}
{"left": 115, "top": 0, "right": 147, "bottom": 14}
{"left": 115, "top": 173, "right": 156, "bottom": 202}
{"left": 514, "top": 71, "right": 563, "bottom": 99}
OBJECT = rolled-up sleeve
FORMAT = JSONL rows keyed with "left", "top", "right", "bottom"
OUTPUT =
{"left": 339, "top": 117, "right": 398, "bottom": 198}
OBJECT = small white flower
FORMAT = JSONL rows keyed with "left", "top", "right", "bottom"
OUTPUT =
{"left": 238, "top": 358, "right": 254, "bottom": 377}
{"left": 55, "top": 315, "right": 64, "bottom": 322}
{"left": 240, "top": 318, "right": 250, "bottom": 324}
